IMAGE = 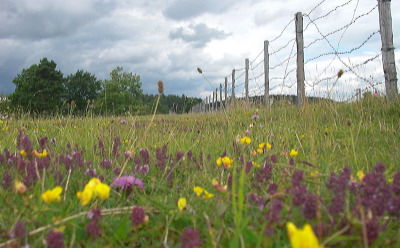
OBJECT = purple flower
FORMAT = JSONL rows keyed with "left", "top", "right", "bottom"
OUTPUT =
{"left": 87, "top": 208, "right": 102, "bottom": 221}
{"left": 38, "top": 137, "right": 48, "bottom": 149}
{"left": 251, "top": 114, "right": 259, "bottom": 120}
{"left": 46, "top": 231, "right": 65, "bottom": 248}
{"left": 135, "top": 164, "right": 150, "bottom": 176}
{"left": 119, "top": 119, "right": 127, "bottom": 124}
{"left": 366, "top": 218, "right": 379, "bottom": 245}
{"left": 270, "top": 154, "right": 278, "bottom": 163}
{"left": 266, "top": 199, "right": 283, "bottom": 223}
{"left": 2, "top": 172, "right": 12, "bottom": 189}
{"left": 302, "top": 194, "right": 318, "bottom": 219}
{"left": 268, "top": 183, "right": 278, "bottom": 195}
{"left": 291, "top": 170, "right": 304, "bottom": 187}
{"left": 176, "top": 151, "right": 184, "bottom": 161}
{"left": 100, "top": 159, "right": 112, "bottom": 169}
{"left": 248, "top": 193, "right": 265, "bottom": 210}
{"left": 112, "top": 175, "right": 144, "bottom": 189}
{"left": 11, "top": 221, "right": 26, "bottom": 240}
{"left": 131, "top": 206, "right": 146, "bottom": 227}
{"left": 111, "top": 137, "right": 121, "bottom": 158}
{"left": 86, "top": 219, "right": 101, "bottom": 238}
{"left": 140, "top": 148, "right": 150, "bottom": 164}
{"left": 180, "top": 228, "right": 203, "bottom": 248}
{"left": 291, "top": 185, "right": 307, "bottom": 206}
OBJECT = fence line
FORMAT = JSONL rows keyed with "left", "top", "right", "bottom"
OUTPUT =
{"left": 191, "top": 0, "right": 398, "bottom": 113}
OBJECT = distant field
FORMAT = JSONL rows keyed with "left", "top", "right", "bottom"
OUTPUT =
{"left": 1, "top": 97, "right": 400, "bottom": 247}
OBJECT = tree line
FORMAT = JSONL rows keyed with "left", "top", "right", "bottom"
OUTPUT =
{"left": 2, "top": 58, "right": 201, "bottom": 116}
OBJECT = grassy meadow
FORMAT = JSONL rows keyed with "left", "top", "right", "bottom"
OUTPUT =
{"left": 0, "top": 96, "right": 400, "bottom": 247}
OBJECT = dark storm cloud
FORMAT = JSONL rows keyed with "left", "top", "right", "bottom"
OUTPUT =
{"left": 0, "top": 0, "right": 117, "bottom": 40}
{"left": 169, "top": 23, "right": 230, "bottom": 48}
{"left": 163, "top": 0, "right": 237, "bottom": 20}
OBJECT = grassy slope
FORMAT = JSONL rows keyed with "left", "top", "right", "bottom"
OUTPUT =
{"left": 0, "top": 96, "right": 399, "bottom": 247}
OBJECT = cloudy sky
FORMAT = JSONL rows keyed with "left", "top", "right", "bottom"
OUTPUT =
{"left": 0, "top": 0, "right": 399, "bottom": 100}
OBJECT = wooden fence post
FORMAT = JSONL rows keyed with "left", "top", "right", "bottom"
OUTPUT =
{"left": 206, "top": 97, "right": 209, "bottom": 112}
{"left": 215, "top": 88, "right": 219, "bottom": 110}
{"left": 231, "top": 69, "right": 236, "bottom": 103}
{"left": 295, "top": 12, "right": 305, "bottom": 106}
{"left": 219, "top": 84, "right": 223, "bottom": 109}
{"left": 264, "top": 40, "right": 270, "bottom": 109}
{"left": 245, "top": 58, "right": 249, "bottom": 102}
{"left": 378, "top": 0, "right": 398, "bottom": 101}
{"left": 212, "top": 92, "right": 215, "bottom": 112}
{"left": 224, "top": 77, "right": 228, "bottom": 107}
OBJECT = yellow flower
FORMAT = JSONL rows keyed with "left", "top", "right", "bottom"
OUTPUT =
{"left": 252, "top": 161, "right": 261, "bottom": 168}
{"left": 95, "top": 183, "right": 110, "bottom": 200}
{"left": 286, "top": 222, "right": 323, "bottom": 248}
{"left": 289, "top": 149, "right": 298, "bottom": 157}
{"left": 357, "top": 170, "right": 365, "bottom": 181}
{"left": 193, "top": 186, "right": 214, "bottom": 199}
{"left": 20, "top": 150, "right": 27, "bottom": 157}
{"left": 258, "top": 142, "right": 272, "bottom": 151}
{"left": 42, "top": 186, "right": 63, "bottom": 204}
{"left": 216, "top": 157, "right": 222, "bottom": 167}
{"left": 77, "top": 188, "right": 94, "bottom": 206}
{"left": 77, "top": 178, "right": 110, "bottom": 206}
{"left": 202, "top": 190, "right": 214, "bottom": 199}
{"left": 239, "top": 136, "right": 251, "bottom": 144}
{"left": 14, "top": 180, "right": 27, "bottom": 194}
{"left": 193, "top": 186, "right": 204, "bottom": 196}
{"left": 221, "top": 156, "right": 233, "bottom": 169}
{"left": 211, "top": 178, "right": 219, "bottom": 186}
{"left": 310, "top": 171, "right": 320, "bottom": 178}
{"left": 178, "top": 197, "right": 187, "bottom": 211}
{"left": 33, "top": 149, "right": 48, "bottom": 159}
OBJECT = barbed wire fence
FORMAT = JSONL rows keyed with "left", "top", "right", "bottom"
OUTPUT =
{"left": 190, "top": 0, "right": 398, "bottom": 113}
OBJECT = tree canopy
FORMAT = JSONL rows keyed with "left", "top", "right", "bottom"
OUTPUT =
{"left": 11, "top": 58, "right": 65, "bottom": 113}
{"left": 8, "top": 58, "right": 201, "bottom": 116}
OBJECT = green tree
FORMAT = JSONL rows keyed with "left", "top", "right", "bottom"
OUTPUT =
{"left": 10, "top": 58, "right": 65, "bottom": 113}
{"left": 95, "top": 67, "right": 143, "bottom": 115}
{"left": 64, "top": 70, "right": 101, "bottom": 113}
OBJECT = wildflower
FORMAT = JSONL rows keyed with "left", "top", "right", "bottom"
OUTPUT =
{"left": 11, "top": 221, "right": 26, "bottom": 240}
{"left": 357, "top": 170, "right": 365, "bottom": 180}
{"left": 131, "top": 206, "right": 147, "bottom": 227}
{"left": 251, "top": 114, "right": 259, "bottom": 120}
{"left": 77, "top": 178, "right": 110, "bottom": 206}
{"left": 193, "top": 186, "right": 214, "bottom": 199}
{"left": 178, "top": 197, "right": 187, "bottom": 211}
{"left": 14, "top": 180, "right": 27, "bottom": 194}
{"left": 2, "top": 172, "right": 12, "bottom": 189}
{"left": 42, "top": 186, "right": 63, "bottom": 204}
{"left": 239, "top": 136, "right": 251, "bottom": 144}
{"left": 286, "top": 222, "right": 323, "bottom": 248}
{"left": 46, "top": 230, "right": 65, "bottom": 248}
{"left": 193, "top": 186, "right": 204, "bottom": 196}
{"left": 216, "top": 156, "right": 233, "bottom": 169}
{"left": 112, "top": 175, "right": 144, "bottom": 189}
{"left": 180, "top": 227, "right": 203, "bottom": 248}
{"left": 19, "top": 150, "right": 27, "bottom": 157}
{"left": 289, "top": 149, "right": 298, "bottom": 157}
{"left": 310, "top": 171, "right": 320, "bottom": 178}
{"left": 258, "top": 142, "right": 272, "bottom": 153}
{"left": 252, "top": 161, "right": 261, "bottom": 168}
{"left": 95, "top": 183, "right": 110, "bottom": 200}
{"left": 33, "top": 149, "right": 48, "bottom": 158}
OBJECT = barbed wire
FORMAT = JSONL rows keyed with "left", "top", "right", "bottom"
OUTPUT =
{"left": 304, "top": 30, "right": 379, "bottom": 63}
{"left": 270, "top": 18, "right": 295, "bottom": 44}
{"left": 270, "top": 38, "right": 296, "bottom": 56}
{"left": 251, "top": 58, "right": 265, "bottom": 70}
{"left": 303, "top": 4, "right": 378, "bottom": 50}
{"left": 270, "top": 40, "right": 297, "bottom": 70}
{"left": 306, "top": 0, "right": 328, "bottom": 16}
{"left": 304, "top": 0, "right": 355, "bottom": 32}
{"left": 251, "top": 49, "right": 264, "bottom": 64}
{"left": 307, "top": 53, "right": 381, "bottom": 87}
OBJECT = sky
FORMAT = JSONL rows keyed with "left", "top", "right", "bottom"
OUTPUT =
{"left": 0, "top": 0, "right": 399, "bottom": 100}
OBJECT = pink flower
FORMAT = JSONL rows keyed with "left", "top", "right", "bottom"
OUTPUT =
{"left": 111, "top": 175, "right": 144, "bottom": 189}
